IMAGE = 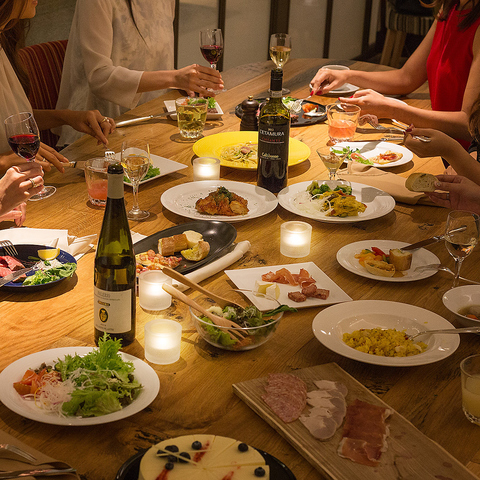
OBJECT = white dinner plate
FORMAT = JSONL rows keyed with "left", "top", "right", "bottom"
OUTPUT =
{"left": 309, "top": 82, "right": 359, "bottom": 97}
{"left": 225, "top": 262, "right": 352, "bottom": 310}
{"left": 0, "top": 347, "right": 159, "bottom": 426}
{"left": 312, "top": 300, "right": 459, "bottom": 366}
{"left": 116, "top": 153, "right": 187, "bottom": 187}
{"left": 164, "top": 100, "right": 223, "bottom": 120}
{"left": 160, "top": 180, "right": 278, "bottom": 223}
{"left": 336, "top": 240, "right": 441, "bottom": 282}
{"left": 277, "top": 181, "right": 395, "bottom": 223}
{"left": 335, "top": 141, "right": 413, "bottom": 168}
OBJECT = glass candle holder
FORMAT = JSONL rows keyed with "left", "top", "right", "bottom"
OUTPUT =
{"left": 193, "top": 157, "right": 220, "bottom": 181}
{"left": 280, "top": 221, "right": 312, "bottom": 258}
{"left": 139, "top": 270, "right": 172, "bottom": 311}
{"left": 144, "top": 319, "right": 182, "bottom": 364}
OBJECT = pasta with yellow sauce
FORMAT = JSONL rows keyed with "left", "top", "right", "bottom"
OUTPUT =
{"left": 220, "top": 142, "right": 258, "bottom": 167}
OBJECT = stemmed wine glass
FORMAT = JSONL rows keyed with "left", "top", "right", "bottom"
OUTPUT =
{"left": 4, "top": 112, "right": 55, "bottom": 200}
{"left": 121, "top": 139, "right": 151, "bottom": 220}
{"left": 316, "top": 145, "right": 347, "bottom": 182}
{"left": 269, "top": 33, "right": 291, "bottom": 94}
{"left": 200, "top": 28, "right": 225, "bottom": 93}
{"left": 444, "top": 210, "right": 479, "bottom": 288}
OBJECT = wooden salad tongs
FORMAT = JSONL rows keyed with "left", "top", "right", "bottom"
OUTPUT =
{"left": 161, "top": 283, "right": 247, "bottom": 341}
{"left": 161, "top": 267, "right": 243, "bottom": 309}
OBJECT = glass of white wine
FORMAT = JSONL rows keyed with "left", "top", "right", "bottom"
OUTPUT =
{"left": 444, "top": 210, "right": 479, "bottom": 288}
{"left": 269, "top": 33, "right": 291, "bottom": 94}
{"left": 121, "top": 139, "right": 151, "bottom": 220}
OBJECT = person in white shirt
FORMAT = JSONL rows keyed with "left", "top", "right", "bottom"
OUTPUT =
{"left": 55, "top": 0, "right": 224, "bottom": 146}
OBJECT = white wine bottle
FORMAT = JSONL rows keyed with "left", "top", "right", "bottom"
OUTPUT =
{"left": 94, "top": 163, "right": 136, "bottom": 346}
{"left": 257, "top": 68, "right": 290, "bottom": 193}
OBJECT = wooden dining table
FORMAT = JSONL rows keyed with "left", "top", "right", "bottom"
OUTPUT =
{"left": 1, "top": 57, "right": 480, "bottom": 480}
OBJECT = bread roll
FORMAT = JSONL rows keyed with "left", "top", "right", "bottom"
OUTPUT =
{"left": 181, "top": 240, "right": 210, "bottom": 261}
{"left": 158, "top": 234, "right": 188, "bottom": 256}
{"left": 183, "top": 230, "right": 203, "bottom": 248}
{"left": 364, "top": 260, "right": 395, "bottom": 277}
{"left": 405, "top": 173, "right": 437, "bottom": 192}
{"left": 389, "top": 249, "right": 412, "bottom": 271}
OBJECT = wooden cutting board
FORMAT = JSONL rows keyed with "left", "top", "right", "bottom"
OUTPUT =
{"left": 233, "top": 363, "right": 478, "bottom": 480}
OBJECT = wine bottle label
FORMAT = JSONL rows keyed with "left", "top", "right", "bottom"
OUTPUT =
{"left": 94, "top": 286, "right": 133, "bottom": 334}
{"left": 107, "top": 170, "right": 125, "bottom": 199}
{"left": 258, "top": 123, "right": 290, "bottom": 161}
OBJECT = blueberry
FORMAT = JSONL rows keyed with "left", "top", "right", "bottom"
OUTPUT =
{"left": 167, "top": 455, "right": 177, "bottom": 463}
{"left": 238, "top": 443, "right": 249, "bottom": 452}
{"left": 254, "top": 467, "right": 266, "bottom": 477}
{"left": 179, "top": 452, "right": 191, "bottom": 463}
{"left": 165, "top": 445, "right": 179, "bottom": 453}
{"left": 165, "top": 462, "right": 174, "bottom": 470}
{"left": 191, "top": 441, "right": 202, "bottom": 450}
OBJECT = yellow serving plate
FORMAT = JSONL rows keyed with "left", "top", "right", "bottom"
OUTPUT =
{"left": 193, "top": 131, "right": 311, "bottom": 171}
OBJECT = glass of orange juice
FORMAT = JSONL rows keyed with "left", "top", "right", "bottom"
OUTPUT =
{"left": 85, "top": 157, "right": 114, "bottom": 207}
{"left": 461, "top": 354, "right": 480, "bottom": 425}
{"left": 326, "top": 103, "right": 361, "bottom": 144}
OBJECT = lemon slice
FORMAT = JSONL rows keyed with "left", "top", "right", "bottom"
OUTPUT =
{"left": 37, "top": 248, "right": 60, "bottom": 261}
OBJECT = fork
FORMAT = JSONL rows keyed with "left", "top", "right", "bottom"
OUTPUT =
{"left": 0, "top": 444, "right": 37, "bottom": 463}
{"left": 406, "top": 326, "right": 480, "bottom": 340}
{"left": 414, "top": 263, "right": 480, "bottom": 285}
{"left": 104, "top": 148, "right": 116, "bottom": 162}
{"left": 0, "top": 240, "right": 18, "bottom": 257}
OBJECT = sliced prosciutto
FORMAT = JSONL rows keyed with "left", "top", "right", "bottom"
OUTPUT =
{"left": 261, "top": 373, "right": 307, "bottom": 423}
{"left": 0, "top": 256, "right": 25, "bottom": 281}
{"left": 338, "top": 399, "right": 393, "bottom": 467}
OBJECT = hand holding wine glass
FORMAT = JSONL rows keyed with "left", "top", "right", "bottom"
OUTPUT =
{"left": 121, "top": 139, "right": 151, "bottom": 220}
{"left": 4, "top": 112, "right": 55, "bottom": 200}
{"left": 444, "top": 210, "right": 479, "bottom": 288}
{"left": 199, "top": 28, "right": 225, "bottom": 93}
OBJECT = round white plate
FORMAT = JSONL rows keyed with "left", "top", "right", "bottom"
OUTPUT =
{"left": 0, "top": 347, "right": 159, "bottom": 426}
{"left": 312, "top": 300, "right": 459, "bottom": 366}
{"left": 335, "top": 141, "right": 413, "bottom": 168}
{"left": 336, "top": 240, "right": 441, "bottom": 282}
{"left": 161, "top": 180, "right": 278, "bottom": 223}
{"left": 277, "top": 181, "right": 395, "bottom": 223}
{"left": 309, "top": 82, "right": 359, "bottom": 97}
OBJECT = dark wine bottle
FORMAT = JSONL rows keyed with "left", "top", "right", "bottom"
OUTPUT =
{"left": 256, "top": 68, "right": 290, "bottom": 193}
{"left": 94, "top": 163, "right": 136, "bottom": 346}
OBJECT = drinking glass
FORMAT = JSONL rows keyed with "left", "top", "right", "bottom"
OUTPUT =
{"left": 326, "top": 103, "right": 361, "bottom": 144}
{"left": 269, "top": 33, "right": 291, "bottom": 94}
{"left": 444, "top": 210, "right": 479, "bottom": 288}
{"left": 121, "top": 139, "right": 151, "bottom": 220}
{"left": 4, "top": 112, "right": 55, "bottom": 200}
{"left": 200, "top": 28, "right": 225, "bottom": 93}
{"left": 316, "top": 145, "right": 347, "bottom": 181}
{"left": 461, "top": 354, "right": 480, "bottom": 425}
{"left": 175, "top": 97, "right": 208, "bottom": 139}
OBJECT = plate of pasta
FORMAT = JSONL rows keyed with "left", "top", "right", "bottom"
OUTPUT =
{"left": 192, "top": 131, "right": 311, "bottom": 170}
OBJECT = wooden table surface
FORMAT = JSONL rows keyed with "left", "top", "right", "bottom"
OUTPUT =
{"left": 1, "top": 58, "right": 480, "bottom": 480}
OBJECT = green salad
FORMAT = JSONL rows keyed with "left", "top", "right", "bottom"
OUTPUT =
{"left": 307, "top": 180, "right": 352, "bottom": 197}
{"left": 331, "top": 146, "right": 373, "bottom": 165}
{"left": 23, "top": 261, "right": 77, "bottom": 286}
{"left": 124, "top": 164, "right": 160, "bottom": 184}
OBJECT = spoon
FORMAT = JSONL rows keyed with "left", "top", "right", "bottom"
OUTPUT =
{"left": 406, "top": 326, "right": 480, "bottom": 340}
{"left": 414, "top": 264, "right": 480, "bottom": 285}
{"left": 161, "top": 267, "right": 243, "bottom": 310}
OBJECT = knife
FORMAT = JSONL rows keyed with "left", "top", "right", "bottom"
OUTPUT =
{"left": 401, "top": 225, "right": 467, "bottom": 251}
{"left": 115, "top": 112, "right": 171, "bottom": 127}
{"left": 0, "top": 467, "right": 76, "bottom": 479}
{"left": 0, "top": 266, "right": 36, "bottom": 287}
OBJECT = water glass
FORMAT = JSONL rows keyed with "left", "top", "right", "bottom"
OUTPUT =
{"left": 461, "top": 354, "right": 480, "bottom": 425}
{"left": 175, "top": 97, "right": 208, "bottom": 139}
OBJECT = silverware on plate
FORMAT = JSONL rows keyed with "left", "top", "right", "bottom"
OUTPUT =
{"left": 402, "top": 226, "right": 467, "bottom": 251}
{"left": 0, "top": 467, "right": 77, "bottom": 479}
{"left": 0, "top": 240, "right": 18, "bottom": 257}
{"left": 414, "top": 263, "right": 480, "bottom": 285}
{"left": 115, "top": 112, "right": 171, "bottom": 127}
{"left": 0, "top": 263, "right": 41, "bottom": 287}
{"left": 406, "top": 326, "right": 480, "bottom": 340}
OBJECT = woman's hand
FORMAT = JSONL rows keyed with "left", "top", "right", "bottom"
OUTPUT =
{"left": 404, "top": 127, "right": 460, "bottom": 158}
{"left": 62, "top": 110, "right": 115, "bottom": 145}
{"left": 174, "top": 64, "right": 224, "bottom": 96}
{"left": 35, "top": 143, "right": 70, "bottom": 173}
{"left": 310, "top": 68, "right": 350, "bottom": 94}
{"left": 339, "top": 89, "right": 398, "bottom": 118}
{"left": 428, "top": 175, "right": 480, "bottom": 214}
{"left": 0, "top": 202, "right": 26, "bottom": 226}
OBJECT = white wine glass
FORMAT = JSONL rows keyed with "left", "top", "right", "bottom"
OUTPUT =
{"left": 199, "top": 28, "right": 225, "bottom": 93}
{"left": 4, "top": 112, "right": 55, "bottom": 200}
{"left": 316, "top": 145, "right": 347, "bottom": 182}
{"left": 269, "top": 33, "right": 291, "bottom": 94}
{"left": 444, "top": 210, "right": 479, "bottom": 288}
{"left": 121, "top": 139, "right": 151, "bottom": 220}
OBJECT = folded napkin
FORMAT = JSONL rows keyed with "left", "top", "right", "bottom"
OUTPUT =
{"left": 338, "top": 162, "right": 437, "bottom": 206}
{"left": 0, "top": 429, "right": 78, "bottom": 479}
{"left": 0, "top": 228, "right": 96, "bottom": 259}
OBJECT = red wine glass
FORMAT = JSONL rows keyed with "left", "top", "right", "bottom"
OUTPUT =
{"left": 4, "top": 112, "right": 55, "bottom": 200}
{"left": 199, "top": 28, "right": 225, "bottom": 93}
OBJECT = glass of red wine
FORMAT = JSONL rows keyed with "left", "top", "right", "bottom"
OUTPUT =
{"left": 4, "top": 112, "right": 55, "bottom": 200}
{"left": 200, "top": 28, "right": 225, "bottom": 93}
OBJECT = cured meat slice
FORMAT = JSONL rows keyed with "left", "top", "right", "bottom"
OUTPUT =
{"left": 292, "top": 268, "right": 315, "bottom": 285}
{"left": 0, "top": 266, "right": 13, "bottom": 277}
{"left": 288, "top": 291, "right": 307, "bottom": 302}
{"left": 313, "top": 380, "right": 348, "bottom": 397}
{"left": 299, "top": 414, "right": 338, "bottom": 440}
{"left": 3, "top": 256, "right": 24, "bottom": 270}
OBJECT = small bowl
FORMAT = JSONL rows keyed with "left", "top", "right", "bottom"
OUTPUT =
{"left": 442, "top": 285, "right": 480, "bottom": 327}
{"left": 189, "top": 290, "right": 283, "bottom": 351}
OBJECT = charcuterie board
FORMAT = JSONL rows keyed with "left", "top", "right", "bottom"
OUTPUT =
{"left": 233, "top": 363, "right": 477, "bottom": 480}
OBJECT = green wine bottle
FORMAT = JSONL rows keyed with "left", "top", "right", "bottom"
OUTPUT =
{"left": 257, "top": 68, "right": 290, "bottom": 193}
{"left": 94, "top": 163, "right": 136, "bottom": 346}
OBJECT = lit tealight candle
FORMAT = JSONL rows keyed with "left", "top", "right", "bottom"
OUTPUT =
{"left": 144, "top": 319, "right": 182, "bottom": 365}
{"left": 280, "top": 221, "right": 312, "bottom": 258}
{"left": 193, "top": 157, "right": 220, "bottom": 181}
{"left": 139, "top": 271, "right": 172, "bottom": 311}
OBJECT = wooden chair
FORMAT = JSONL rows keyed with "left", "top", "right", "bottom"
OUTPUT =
{"left": 18, "top": 40, "right": 68, "bottom": 148}
{"left": 380, "top": 2, "right": 434, "bottom": 68}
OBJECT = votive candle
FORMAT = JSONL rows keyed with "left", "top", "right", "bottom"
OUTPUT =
{"left": 144, "top": 319, "right": 182, "bottom": 364}
{"left": 193, "top": 157, "right": 220, "bottom": 181}
{"left": 139, "top": 270, "right": 172, "bottom": 311}
{"left": 280, "top": 221, "right": 312, "bottom": 258}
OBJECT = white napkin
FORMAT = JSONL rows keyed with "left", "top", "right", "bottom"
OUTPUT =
{"left": 0, "top": 227, "right": 96, "bottom": 259}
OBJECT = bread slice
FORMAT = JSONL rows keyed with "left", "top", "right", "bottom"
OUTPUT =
{"left": 389, "top": 249, "right": 412, "bottom": 271}
{"left": 181, "top": 240, "right": 210, "bottom": 261}
{"left": 183, "top": 230, "right": 203, "bottom": 248}
{"left": 405, "top": 173, "right": 437, "bottom": 192}
{"left": 158, "top": 234, "right": 188, "bottom": 256}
